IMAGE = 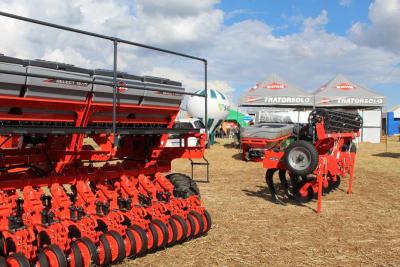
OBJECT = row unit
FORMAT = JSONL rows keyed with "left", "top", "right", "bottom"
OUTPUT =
{"left": 0, "top": 54, "right": 184, "bottom": 107}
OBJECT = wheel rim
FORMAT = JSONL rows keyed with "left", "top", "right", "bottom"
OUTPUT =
{"left": 69, "top": 242, "right": 83, "bottom": 267}
{"left": 6, "top": 253, "right": 30, "bottom": 267}
{"left": 36, "top": 249, "right": 50, "bottom": 267}
{"left": 186, "top": 214, "right": 196, "bottom": 239}
{"left": 78, "top": 237, "right": 99, "bottom": 266}
{"left": 189, "top": 211, "right": 204, "bottom": 238}
{"left": 107, "top": 231, "right": 126, "bottom": 264}
{"left": 43, "top": 244, "right": 68, "bottom": 267}
{"left": 202, "top": 210, "right": 212, "bottom": 234}
{"left": 129, "top": 225, "right": 147, "bottom": 256}
{"left": 151, "top": 220, "right": 169, "bottom": 249}
{"left": 147, "top": 223, "right": 159, "bottom": 252}
{"left": 167, "top": 218, "right": 178, "bottom": 246}
{"left": 98, "top": 234, "right": 112, "bottom": 266}
{"left": 125, "top": 229, "right": 136, "bottom": 258}
{"left": 170, "top": 215, "right": 187, "bottom": 243}
{"left": 288, "top": 147, "right": 312, "bottom": 171}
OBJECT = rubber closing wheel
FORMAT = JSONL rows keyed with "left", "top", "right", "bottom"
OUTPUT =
{"left": 293, "top": 180, "right": 314, "bottom": 203}
{"left": 99, "top": 234, "right": 112, "bottom": 266}
{"left": 43, "top": 244, "right": 68, "bottom": 267}
{"left": 125, "top": 229, "right": 136, "bottom": 258}
{"left": 36, "top": 249, "right": 50, "bottom": 267}
{"left": 151, "top": 220, "right": 169, "bottom": 249}
{"left": 186, "top": 214, "right": 196, "bottom": 239}
{"left": 148, "top": 223, "right": 159, "bottom": 252}
{"left": 107, "top": 231, "right": 126, "bottom": 264}
{"left": 170, "top": 215, "right": 188, "bottom": 244}
{"left": 167, "top": 217, "right": 178, "bottom": 246}
{"left": 69, "top": 241, "right": 83, "bottom": 267}
{"left": 202, "top": 210, "right": 212, "bottom": 234}
{"left": 6, "top": 253, "right": 30, "bottom": 267}
{"left": 79, "top": 237, "right": 99, "bottom": 266}
{"left": 189, "top": 211, "right": 204, "bottom": 238}
{"left": 129, "top": 225, "right": 147, "bottom": 256}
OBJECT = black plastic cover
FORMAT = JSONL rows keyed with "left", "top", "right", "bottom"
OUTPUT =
{"left": 143, "top": 76, "right": 181, "bottom": 86}
{"left": 25, "top": 60, "right": 93, "bottom": 75}
{"left": 0, "top": 54, "right": 25, "bottom": 65}
{"left": 93, "top": 69, "right": 142, "bottom": 81}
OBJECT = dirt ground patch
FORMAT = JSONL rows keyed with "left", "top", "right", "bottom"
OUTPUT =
{"left": 122, "top": 138, "right": 400, "bottom": 266}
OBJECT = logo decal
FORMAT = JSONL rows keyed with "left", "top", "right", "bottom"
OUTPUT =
{"left": 320, "top": 97, "right": 331, "bottom": 104}
{"left": 247, "top": 96, "right": 257, "bottom": 103}
{"left": 117, "top": 81, "right": 127, "bottom": 93}
{"left": 263, "top": 82, "right": 287, "bottom": 90}
{"left": 43, "top": 79, "right": 89, "bottom": 87}
{"left": 336, "top": 83, "right": 354, "bottom": 90}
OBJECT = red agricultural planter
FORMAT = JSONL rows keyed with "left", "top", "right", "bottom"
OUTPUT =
{"left": 0, "top": 12, "right": 211, "bottom": 267}
{"left": 262, "top": 109, "right": 362, "bottom": 213}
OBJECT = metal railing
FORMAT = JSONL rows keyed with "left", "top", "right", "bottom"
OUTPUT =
{"left": 0, "top": 11, "right": 208, "bottom": 143}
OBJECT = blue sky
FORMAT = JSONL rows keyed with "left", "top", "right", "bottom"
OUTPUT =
{"left": 216, "top": 0, "right": 399, "bottom": 109}
{"left": 0, "top": 0, "right": 399, "bottom": 109}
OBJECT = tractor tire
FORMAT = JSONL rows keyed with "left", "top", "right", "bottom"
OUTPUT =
{"left": 166, "top": 173, "right": 200, "bottom": 199}
{"left": 283, "top": 140, "right": 319, "bottom": 176}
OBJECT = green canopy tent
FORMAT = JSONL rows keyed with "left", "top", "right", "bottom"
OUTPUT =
{"left": 225, "top": 109, "right": 250, "bottom": 127}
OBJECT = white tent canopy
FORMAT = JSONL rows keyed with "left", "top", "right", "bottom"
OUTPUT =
{"left": 239, "top": 73, "right": 313, "bottom": 107}
{"left": 314, "top": 74, "right": 386, "bottom": 107}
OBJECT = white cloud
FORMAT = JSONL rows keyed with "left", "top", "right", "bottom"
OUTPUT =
{"left": 0, "top": 0, "right": 399, "bottom": 107}
{"left": 339, "top": 0, "right": 352, "bottom": 7}
{"left": 349, "top": 0, "right": 400, "bottom": 54}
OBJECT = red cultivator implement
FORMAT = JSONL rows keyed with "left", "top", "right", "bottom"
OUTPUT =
{"left": 262, "top": 109, "right": 362, "bottom": 213}
{"left": 0, "top": 12, "right": 211, "bottom": 266}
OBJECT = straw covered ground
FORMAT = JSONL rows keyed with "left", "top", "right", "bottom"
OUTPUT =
{"left": 123, "top": 137, "right": 400, "bottom": 266}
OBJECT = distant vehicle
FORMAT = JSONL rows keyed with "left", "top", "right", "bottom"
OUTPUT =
{"left": 166, "top": 118, "right": 206, "bottom": 147}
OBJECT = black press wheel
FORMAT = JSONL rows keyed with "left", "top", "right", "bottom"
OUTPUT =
{"left": 6, "top": 253, "right": 30, "bottom": 267}
{"left": 293, "top": 180, "right": 314, "bottom": 203}
{"left": 202, "top": 210, "right": 212, "bottom": 234}
{"left": 69, "top": 241, "right": 83, "bottom": 267}
{"left": 36, "top": 249, "right": 50, "bottom": 267}
{"left": 0, "top": 256, "right": 6, "bottom": 266}
{"left": 189, "top": 211, "right": 204, "bottom": 238}
{"left": 98, "top": 234, "right": 112, "bottom": 267}
{"left": 167, "top": 217, "right": 178, "bottom": 246}
{"left": 79, "top": 237, "right": 99, "bottom": 266}
{"left": 43, "top": 244, "right": 68, "bottom": 267}
{"left": 151, "top": 220, "right": 169, "bottom": 249}
{"left": 125, "top": 229, "right": 137, "bottom": 259}
{"left": 170, "top": 215, "right": 188, "bottom": 244}
{"left": 148, "top": 223, "right": 160, "bottom": 252}
{"left": 129, "top": 225, "right": 148, "bottom": 256}
{"left": 284, "top": 140, "right": 319, "bottom": 176}
{"left": 107, "top": 231, "right": 126, "bottom": 264}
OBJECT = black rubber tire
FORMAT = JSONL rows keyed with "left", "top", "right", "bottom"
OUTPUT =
{"left": 202, "top": 210, "right": 212, "bottom": 234}
{"left": 170, "top": 215, "right": 188, "bottom": 243}
{"left": 107, "top": 231, "right": 126, "bottom": 264}
{"left": 7, "top": 253, "right": 30, "bottom": 267}
{"left": 293, "top": 180, "right": 314, "bottom": 203}
{"left": 166, "top": 173, "right": 200, "bottom": 198}
{"left": 148, "top": 223, "right": 159, "bottom": 252}
{"left": 167, "top": 217, "right": 178, "bottom": 246}
{"left": 79, "top": 237, "right": 99, "bottom": 266}
{"left": 284, "top": 140, "right": 319, "bottom": 176}
{"left": 125, "top": 229, "right": 137, "bottom": 259}
{"left": 189, "top": 211, "right": 204, "bottom": 238}
{"left": 152, "top": 220, "right": 169, "bottom": 249}
{"left": 331, "top": 175, "right": 341, "bottom": 190}
{"left": 99, "top": 234, "right": 112, "bottom": 267}
{"left": 43, "top": 244, "right": 68, "bottom": 267}
{"left": 129, "top": 225, "right": 147, "bottom": 256}
{"left": 186, "top": 214, "right": 196, "bottom": 239}
{"left": 70, "top": 241, "right": 83, "bottom": 267}
{"left": 36, "top": 249, "right": 50, "bottom": 267}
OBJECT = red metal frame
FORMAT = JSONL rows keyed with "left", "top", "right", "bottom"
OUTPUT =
{"left": 262, "top": 120, "right": 359, "bottom": 213}
{"left": 0, "top": 91, "right": 209, "bottom": 265}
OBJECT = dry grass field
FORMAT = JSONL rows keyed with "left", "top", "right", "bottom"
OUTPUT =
{"left": 123, "top": 137, "right": 400, "bottom": 266}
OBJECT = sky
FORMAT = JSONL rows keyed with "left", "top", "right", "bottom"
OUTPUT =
{"left": 0, "top": 0, "right": 399, "bottom": 109}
